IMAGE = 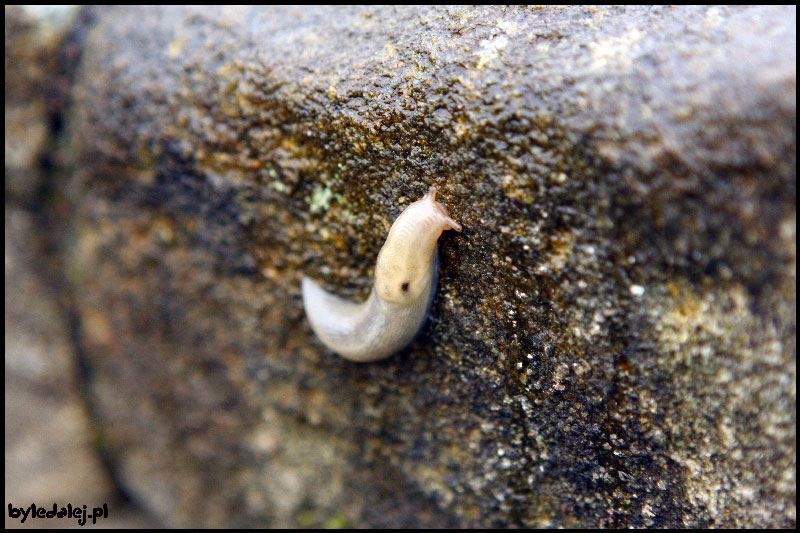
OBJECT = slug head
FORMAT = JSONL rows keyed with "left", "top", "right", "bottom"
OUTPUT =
{"left": 374, "top": 188, "right": 461, "bottom": 305}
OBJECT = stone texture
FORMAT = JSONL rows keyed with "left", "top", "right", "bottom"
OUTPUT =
{"left": 31, "top": 5, "right": 799, "bottom": 528}
{"left": 4, "top": 6, "right": 158, "bottom": 529}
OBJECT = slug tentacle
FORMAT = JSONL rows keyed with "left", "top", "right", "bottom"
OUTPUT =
{"left": 302, "top": 187, "right": 461, "bottom": 362}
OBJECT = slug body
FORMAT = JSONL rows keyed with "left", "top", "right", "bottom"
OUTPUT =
{"left": 302, "top": 188, "right": 462, "bottom": 362}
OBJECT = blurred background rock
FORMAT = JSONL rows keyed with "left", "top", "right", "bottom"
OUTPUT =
{"left": 5, "top": 6, "right": 158, "bottom": 528}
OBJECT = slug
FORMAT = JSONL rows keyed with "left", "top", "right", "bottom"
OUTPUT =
{"left": 302, "top": 187, "right": 462, "bottom": 362}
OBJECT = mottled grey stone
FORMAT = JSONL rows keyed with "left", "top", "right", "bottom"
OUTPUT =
{"left": 60, "top": 5, "right": 795, "bottom": 528}
{"left": 4, "top": 6, "right": 159, "bottom": 529}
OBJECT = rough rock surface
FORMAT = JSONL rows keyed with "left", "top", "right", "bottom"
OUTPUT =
{"left": 5, "top": 6, "right": 159, "bottom": 528}
{"left": 51, "top": 5, "right": 797, "bottom": 527}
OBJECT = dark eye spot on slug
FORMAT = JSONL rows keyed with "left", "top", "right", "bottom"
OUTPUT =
{"left": 401, "top": 282, "right": 409, "bottom": 292}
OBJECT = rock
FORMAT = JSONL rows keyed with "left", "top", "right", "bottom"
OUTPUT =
{"left": 62, "top": 5, "right": 794, "bottom": 527}
{"left": 5, "top": 5, "right": 80, "bottom": 201}
{"left": 4, "top": 6, "right": 159, "bottom": 528}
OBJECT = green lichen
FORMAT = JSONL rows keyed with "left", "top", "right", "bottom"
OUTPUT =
{"left": 271, "top": 180, "right": 289, "bottom": 193}
{"left": 307, "top": 182, "right": 333, "bottom": 212}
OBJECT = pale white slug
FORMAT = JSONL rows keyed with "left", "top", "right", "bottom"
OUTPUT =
{"left": 302, "top": 187, "right": 462, "bottom": 362}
